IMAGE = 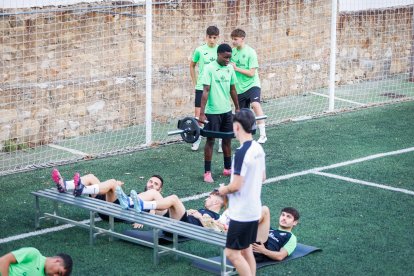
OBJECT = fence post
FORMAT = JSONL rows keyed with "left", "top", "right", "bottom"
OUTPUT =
{"left": 410, "top": 6, "right": 414, "bottom": 82}
{"left": 145, "top": 0, "right": 153, "bottom": 145}
{"left": 329, "top": 0, "right": 338, "bottom": 111}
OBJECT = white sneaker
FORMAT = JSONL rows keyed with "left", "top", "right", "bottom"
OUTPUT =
{"left": 257, "top": 135, "right": 267, "bottom": 144}
{"left": 191, "top": 137, "right": 201, "bottom": 151}
{"left": 218, "top": 139, "right": 223, "bottom": 153}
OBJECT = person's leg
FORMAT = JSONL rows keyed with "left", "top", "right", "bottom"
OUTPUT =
{"left": 241, "top": 246, "right": 256, "bottom": 276}
{"left": 146, "top": 194, "right": 186, "bottom": 220}
{"left": 192, "top": 90, "right": 203, "bottom": 151}
{"left": 256, "top": 206, "right": 271, "bottom": 243}
{"left": 220, "top": 111, "right": 233, "bottom": 176}
{"left": 204, "top": 137, "right": 215, "bottom": 182}
{"left": 225, "top": 248, "right": 252, "bottom": 276}
{"left": 249, "top": 87, "right": 266, "bottom": 143}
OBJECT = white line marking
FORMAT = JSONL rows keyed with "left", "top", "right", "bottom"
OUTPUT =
{"left": 2, "top": 146, "right": 414, "bottom": 244}
{"left": 310, "top": 92, "right": 366, "bottom": 106}
{"left": 47, "top": 144, "right": 89, "bottom": 156}
{"left": 312, "top": 171, "right": 414, "bottom": 195}
{"left": 0, "top": 218, "right": 101, "bottom": 244}
{"left": 264, "top": 147, "right": 414, "bottom": 184}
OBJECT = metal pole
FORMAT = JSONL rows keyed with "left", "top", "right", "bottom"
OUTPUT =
{"left": 328, "top": 0, "right": 338, "bottom": 111}
{"left": 410, "top": 6, "right": 414, "bottom": 82}
{"left": 145, "top": 0, "right": 153, "bottom": 145}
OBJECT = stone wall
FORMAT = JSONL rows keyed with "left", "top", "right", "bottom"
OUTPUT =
{"left": 0, "top": 0, "right": 412, "bottom": 150}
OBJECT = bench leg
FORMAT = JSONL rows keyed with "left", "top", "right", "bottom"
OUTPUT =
{"left": 53, "top": 201, "right": 59, "bottom": 225}
{"left": 34, "top": 196, "right": 40, "bottom": 229}
{"left": 109, "top": 216, "right": 114, "bottom": 242}
{"left": 173, "top": 233, "right": 179, "bottom": 260}
{"left": 153, "top": 228, "right": 160, "bottom": 265}
{"left": 220, "top": 249, "right": 226, "bottom": 275}
{"left": 89, "top": 211, "right": 96, "bottom": 245}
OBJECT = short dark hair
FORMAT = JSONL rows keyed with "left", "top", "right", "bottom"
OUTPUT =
{"left": 57, "top": 253, "right": 73, "bottom": 276}
{"left": 206, "top": 26, "right": 219, "bottom": 36}
{"left": 282, "top": 207, "right": 300, "bottom": 221}
{"left": 151, "top": 174, "right": 164, "bottom": 188}
{"left": 217, "top": 43, "right": 232, "bottom": 54}
{"left": 233, "top": 108, "right": 255, "bottom": 133}
{"left": 231, "top": 28, "right": 246, "bottom": 38}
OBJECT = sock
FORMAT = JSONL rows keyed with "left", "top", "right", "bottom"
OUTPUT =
{"left": 258, "top": 124, "right": 266, "bottom": 137}
{"left": 128, "top": 197, "right": 134, "bottom": 207}
{"left": 81, "top": 184, "right": 100, "bottom": 195}
{"left": 65, "top": 180, "right": 75, "bottom": 191}
{"left": 142, "top": 201, "right": 157, "bottom": 210}
{"left": 224, "top": 157, "right": 231, "bottom": 169}
{"left": 205, "top": 161, "right": 212, "bottom": 172}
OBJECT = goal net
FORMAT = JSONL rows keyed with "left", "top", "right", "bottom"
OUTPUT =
{"left": 0, "top": 0, "right": 413, "bottom": 175}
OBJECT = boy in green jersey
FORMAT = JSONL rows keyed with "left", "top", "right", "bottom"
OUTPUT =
{"left": 200, "top": 43, "right": 240, "bottom": 183}
{"left": 190, "top": 26, "right": 220, "bottom": 151}
{"left": 231, "top": 28, "right": 267, "bottom": 144}
{"left": 0, "top": 247, "right": 73, "bottom": 276}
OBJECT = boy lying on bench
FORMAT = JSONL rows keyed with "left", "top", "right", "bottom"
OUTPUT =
{"left": 51, "top": 169, "right": 167, "bottom": 222}
{"left": 115, "top": 186, "right": 227, "bottom": 231}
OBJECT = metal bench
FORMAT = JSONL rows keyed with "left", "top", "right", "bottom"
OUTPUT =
{"left": 31, "top": 188, "right": 236, "bottom": 275}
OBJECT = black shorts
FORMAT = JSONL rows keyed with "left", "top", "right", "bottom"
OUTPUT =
{"left": 238, "top": 86, "right": 261, "bottom": 109}
{"left": 194, "top": 90, "right": 203, "bottom": 107}
{"left": 226, "top": 219, "right": 259, "bottom": 250}
{"left": 94, "top": 194, "right": 125, "bottom": 222}
{"left": 204, "top": 111, "right": 233, "bottom": 134}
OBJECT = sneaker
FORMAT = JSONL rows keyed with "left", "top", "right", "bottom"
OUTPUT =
{"left": 73, "top": 172, "right": 85, "bottom": 197}
{"left": 218, "top": 139, "right": 223, "bottom": 153}
{"left": 257, "top": 135, "right": 267, "bottom": 144}
{"left": 191, "top": 137, "right": 201, "bottom": 151}
{"left": 115, "top": 186, "right": 130, "bottom": 210}
{"left": 51, "top": 168, "right": 66, "bottom": 193}
{"left": 222, "top": 168, "right": 231, "bottom": 176}
{"left": 204, "top": 171, "right": 214, "bottom": 183}
{"left": 130, "top": 190, "right": 143, "bottom": 212}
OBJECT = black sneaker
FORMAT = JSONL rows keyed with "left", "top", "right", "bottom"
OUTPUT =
{"left": 73, "top": 172, "right": 85, "bottom": 197}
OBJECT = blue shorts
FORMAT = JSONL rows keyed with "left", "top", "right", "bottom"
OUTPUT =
{"left": 238, "top": 86, "right": 261, "bottom": 109}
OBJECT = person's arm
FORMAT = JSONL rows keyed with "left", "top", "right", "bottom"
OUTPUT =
{"left": 231, "top": 63, "right": 256, "bottom": 77}
{"left": 252, "top": 243, "right": 289, "bottom": 261}
{"left": 218, "top": 174, "right": 244, "bottom": 195}
{"left": 230, "top": 84, "right": 240, "bottom": 113}
{"left": 189, "top": 61, "right": 197, "bottom": 86}
{"left": 0, "top": 252, "right": 17, "bottom": 276}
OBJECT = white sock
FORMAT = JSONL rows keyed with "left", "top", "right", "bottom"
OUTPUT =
{"left": 81, "top": 184, "right": 100, "bottom": 195}
{"left": 258, "top": 124, "right": 266, "bottom": 137}
{"left": 142, "top": 201, "right": 157, "bottom": 210}
{"left": 65, "top": 180, "right": 75, "bottom": 191}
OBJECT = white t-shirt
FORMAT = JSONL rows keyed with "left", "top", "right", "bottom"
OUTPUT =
{"left": 227, "top": 140, "right": 265, "bottom": 222}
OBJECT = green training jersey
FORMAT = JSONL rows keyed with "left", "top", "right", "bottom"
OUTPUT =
{"left": 9, "top": 247, "right": 46, "bottom": 276}
{"left": 202, "top": 61, "right": 237, "bottom": 114}
{"left": 231, "top": 44, "right": 261, "bottom": 94}
{"left": 192, "top": 44, "right": 218, "bottom": 90}
{"left": 282, "top": 231, "right": 297, "bottom": 255}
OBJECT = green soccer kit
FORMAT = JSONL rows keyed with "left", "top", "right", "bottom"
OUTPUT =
{"left": 9, "top": 247, "right": 46, "bottom": 276}
{"left": 192, "top": 44, "right": 218, "bottom": 90}
{"left": 202, "top": 61, "right": 237, "bottom": 114}
{"left": 231, "top": 44, "right": 261, "bottom": 94}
